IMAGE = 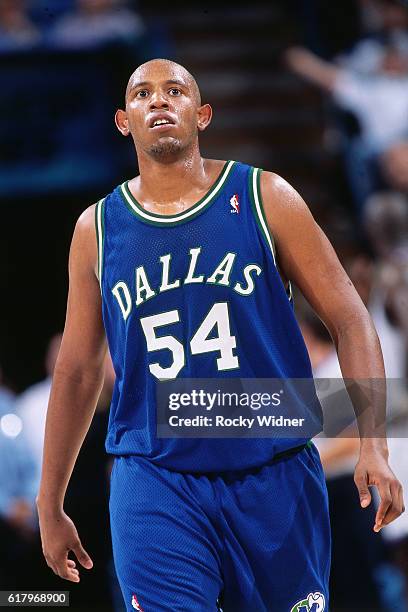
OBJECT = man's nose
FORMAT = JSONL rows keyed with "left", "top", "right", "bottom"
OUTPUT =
{"left": 149, "top": 91, "right": 169, "bottom": 109}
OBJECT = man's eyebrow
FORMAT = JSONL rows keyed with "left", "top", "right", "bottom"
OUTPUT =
{"left": 128, "top": 80, "right": 150, "bottom": 92}
{"left": 164, "top": 79, "right": 188, "bottom": 88}
{"left": 128, "top": 79, "right": 188, "bottom": 93}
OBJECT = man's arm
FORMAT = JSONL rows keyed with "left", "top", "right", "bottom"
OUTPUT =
{"left": 36, "top": 204, "right": 107, "bottom": 582}
{"left": 260, "top": 171, "right": 404, "bottom": 531}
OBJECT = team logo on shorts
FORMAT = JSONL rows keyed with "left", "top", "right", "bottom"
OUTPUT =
{"left": 131, "top": 594, "right": 144, "bottom": 611}
{"left": 230, "top": 194, "right": 240, "bottom": 214}
{"left": 290, "top": 591, "right": 325, "bottom": 612}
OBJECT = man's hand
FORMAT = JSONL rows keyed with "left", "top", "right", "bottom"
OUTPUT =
{"left": 354, "top": 444, "right": 405, "bottom": 532}
{"left": 37, "top": 505, "right": 93, "bottom": 582}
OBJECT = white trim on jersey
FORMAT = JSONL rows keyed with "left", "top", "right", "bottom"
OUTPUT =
{"left": 95, "top": 198, "right": 105, "bottom": 289}
{"left": 252, "top": 167, "right": 277, "bottom": 266}
{"left": 120, "top": 160, "right": 235, "bottom": 224}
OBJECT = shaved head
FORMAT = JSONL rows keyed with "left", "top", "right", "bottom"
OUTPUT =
{"left": 115, "top": 57, "right": 212, "bottom": 164}
{"left": 125, "top": 58, "right": 201, "bottom": 106}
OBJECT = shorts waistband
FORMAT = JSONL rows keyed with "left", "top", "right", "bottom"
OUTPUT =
{"left": 194, "top": 441, "right": 311, "bottom": 483}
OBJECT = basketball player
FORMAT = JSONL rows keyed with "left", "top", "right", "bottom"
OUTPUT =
{"left": 37, "top": 59, "right": 404, "bottom": 611}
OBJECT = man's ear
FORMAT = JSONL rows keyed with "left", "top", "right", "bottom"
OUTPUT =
{"left": 115, "top": 109, "right": 130, "bottom": 136}
{"left": 197, "top": 104, "right": 213, "bottom": 132}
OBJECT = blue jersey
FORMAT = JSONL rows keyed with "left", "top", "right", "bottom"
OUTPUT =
{"left": 96, "top": 160, "right": 317, "bottom": 472}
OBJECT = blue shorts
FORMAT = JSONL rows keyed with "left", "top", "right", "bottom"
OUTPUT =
{"left": 109, "top": 442, "right": 331, "bottom": 611}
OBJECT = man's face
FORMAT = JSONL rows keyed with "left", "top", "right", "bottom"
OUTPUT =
{"left": 122, "top": 62, "right": 205, "bottom": 161}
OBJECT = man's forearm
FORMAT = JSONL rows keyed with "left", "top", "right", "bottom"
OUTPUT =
{"left": 335, "top": 317, "right": 387, "bottom": 451}
{"left": 37, "top": 364, "right": 104, "bottom": 511}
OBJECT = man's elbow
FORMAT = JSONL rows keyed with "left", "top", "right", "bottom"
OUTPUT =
{"left": 331, "top": 309, "right": 378, "bottom": 347}
{"left": 52, "top": 357, "right": 105, "bottom": 388}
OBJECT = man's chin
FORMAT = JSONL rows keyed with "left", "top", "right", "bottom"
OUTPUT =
{"left": 149, "top": 137, "right": 184, "bottom": 161}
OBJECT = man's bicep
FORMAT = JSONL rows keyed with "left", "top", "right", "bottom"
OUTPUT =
{"left": 261, "top": 172, "right": 368, "bottom": 338}
{"left": 283, "top": 222, "right": 364, "bottom": 334}
{"left": 58, "top": 208, "right": 107, "bottom": 375}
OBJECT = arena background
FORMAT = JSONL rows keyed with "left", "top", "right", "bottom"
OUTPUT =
{"left": 0, "top": 1, "right": 407, "bottom": 611}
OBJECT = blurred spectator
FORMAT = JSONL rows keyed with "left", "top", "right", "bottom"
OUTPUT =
{"left": 49, "top": 0, "right": 145, "bottom": 49}
{"left": 301, "top": 309, "right": 408, "bottom": 610}
{"left": 0, "top": 394, "right": 39, "bottom": 589}
{"left": 381, "top": 142, "right": 408, "bottom": 193}
{"left": 8, "top": 338, "right": 119, "bottom": 603}
{"left": 344, "top": 254, "right": 407, "bottom": 382}
{"left": 362, "top": 195, "right": 408, "bottom": 357}
{"left": 17, "top": 341, "right": 118, "bottom": 607}
{"left": 0, "top": 0, "right": 41, "bottom": 52}
{"left": 0, "top": 396, "right": 37, "bottom": 531}
{"left": 285, "top": 44, "right": 408, "bottom": 209}
{"left": 363, "top": 191, "right": 408, "bottom": 260}
{"left": 383, "top": 428, "right": 408, "bottom": 609}
{"left": 285, "top": 45, "right": 408, "bottom": 154}
{"left": 0, "top": 381, "right": 73, "bottom": 592}
{"left": 16, "top": 333, "right": 62, "bottom": 488}
{"left": 344, "top": 0, "right": 408, "bottom": 74}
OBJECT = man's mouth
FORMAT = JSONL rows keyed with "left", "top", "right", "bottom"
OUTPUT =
{"left": 149, "top": 115, "right": 176, "bottom": 129}
{"left": 153, "top": 118, "right": 172, "bottom": 127}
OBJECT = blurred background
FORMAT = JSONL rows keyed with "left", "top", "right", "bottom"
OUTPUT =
{"left": 0, "top": 0, "right": 408, "bottom": 610}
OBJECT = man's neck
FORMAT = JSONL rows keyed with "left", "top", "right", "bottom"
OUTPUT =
{"left": 133, "top": 147, "right": 211, "bottom": 206}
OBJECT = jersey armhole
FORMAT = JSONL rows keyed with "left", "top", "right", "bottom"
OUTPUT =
{"left": 94, "top": 198, "right": 105, "bottom": 291}
{"left": 248, "top": 167, "right": 293, "bottom": 303}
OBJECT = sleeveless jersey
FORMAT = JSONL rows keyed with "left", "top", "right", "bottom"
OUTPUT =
{"left": 96, "top": 160, "right": 320, "bottom": 472}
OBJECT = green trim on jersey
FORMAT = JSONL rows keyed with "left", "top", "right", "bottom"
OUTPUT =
{"left": 95, "top": 198, "right": 105, "bottom": 289}
{"left": 119, "top": 160, "right": 235, "bottom": 227}
{"left": 248, "top": 167, "right": 277, "bottom": 265}
{"left": 248, "top": 167, "right": 294, "bottom": 302}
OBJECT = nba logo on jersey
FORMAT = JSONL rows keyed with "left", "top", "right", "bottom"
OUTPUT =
{"left": 230, "top": 193, "right": 239, "bottom": 213}
{"left": 131, "top": 594, "right": 144, "bottom": 611}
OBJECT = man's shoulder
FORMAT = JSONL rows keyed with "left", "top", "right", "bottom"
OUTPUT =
{"left": 258, "top": 170, "right": 310, "bottom": 233}
{"left": 259, "top": 170, "right": 299, "bottom": 204}
{"left": 77, "top": 203, "right": 97, "bottom": 230}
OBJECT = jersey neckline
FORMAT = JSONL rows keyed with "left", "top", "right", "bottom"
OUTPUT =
{"left": 119, "top": 160, "right": 235, "bottom": 226}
